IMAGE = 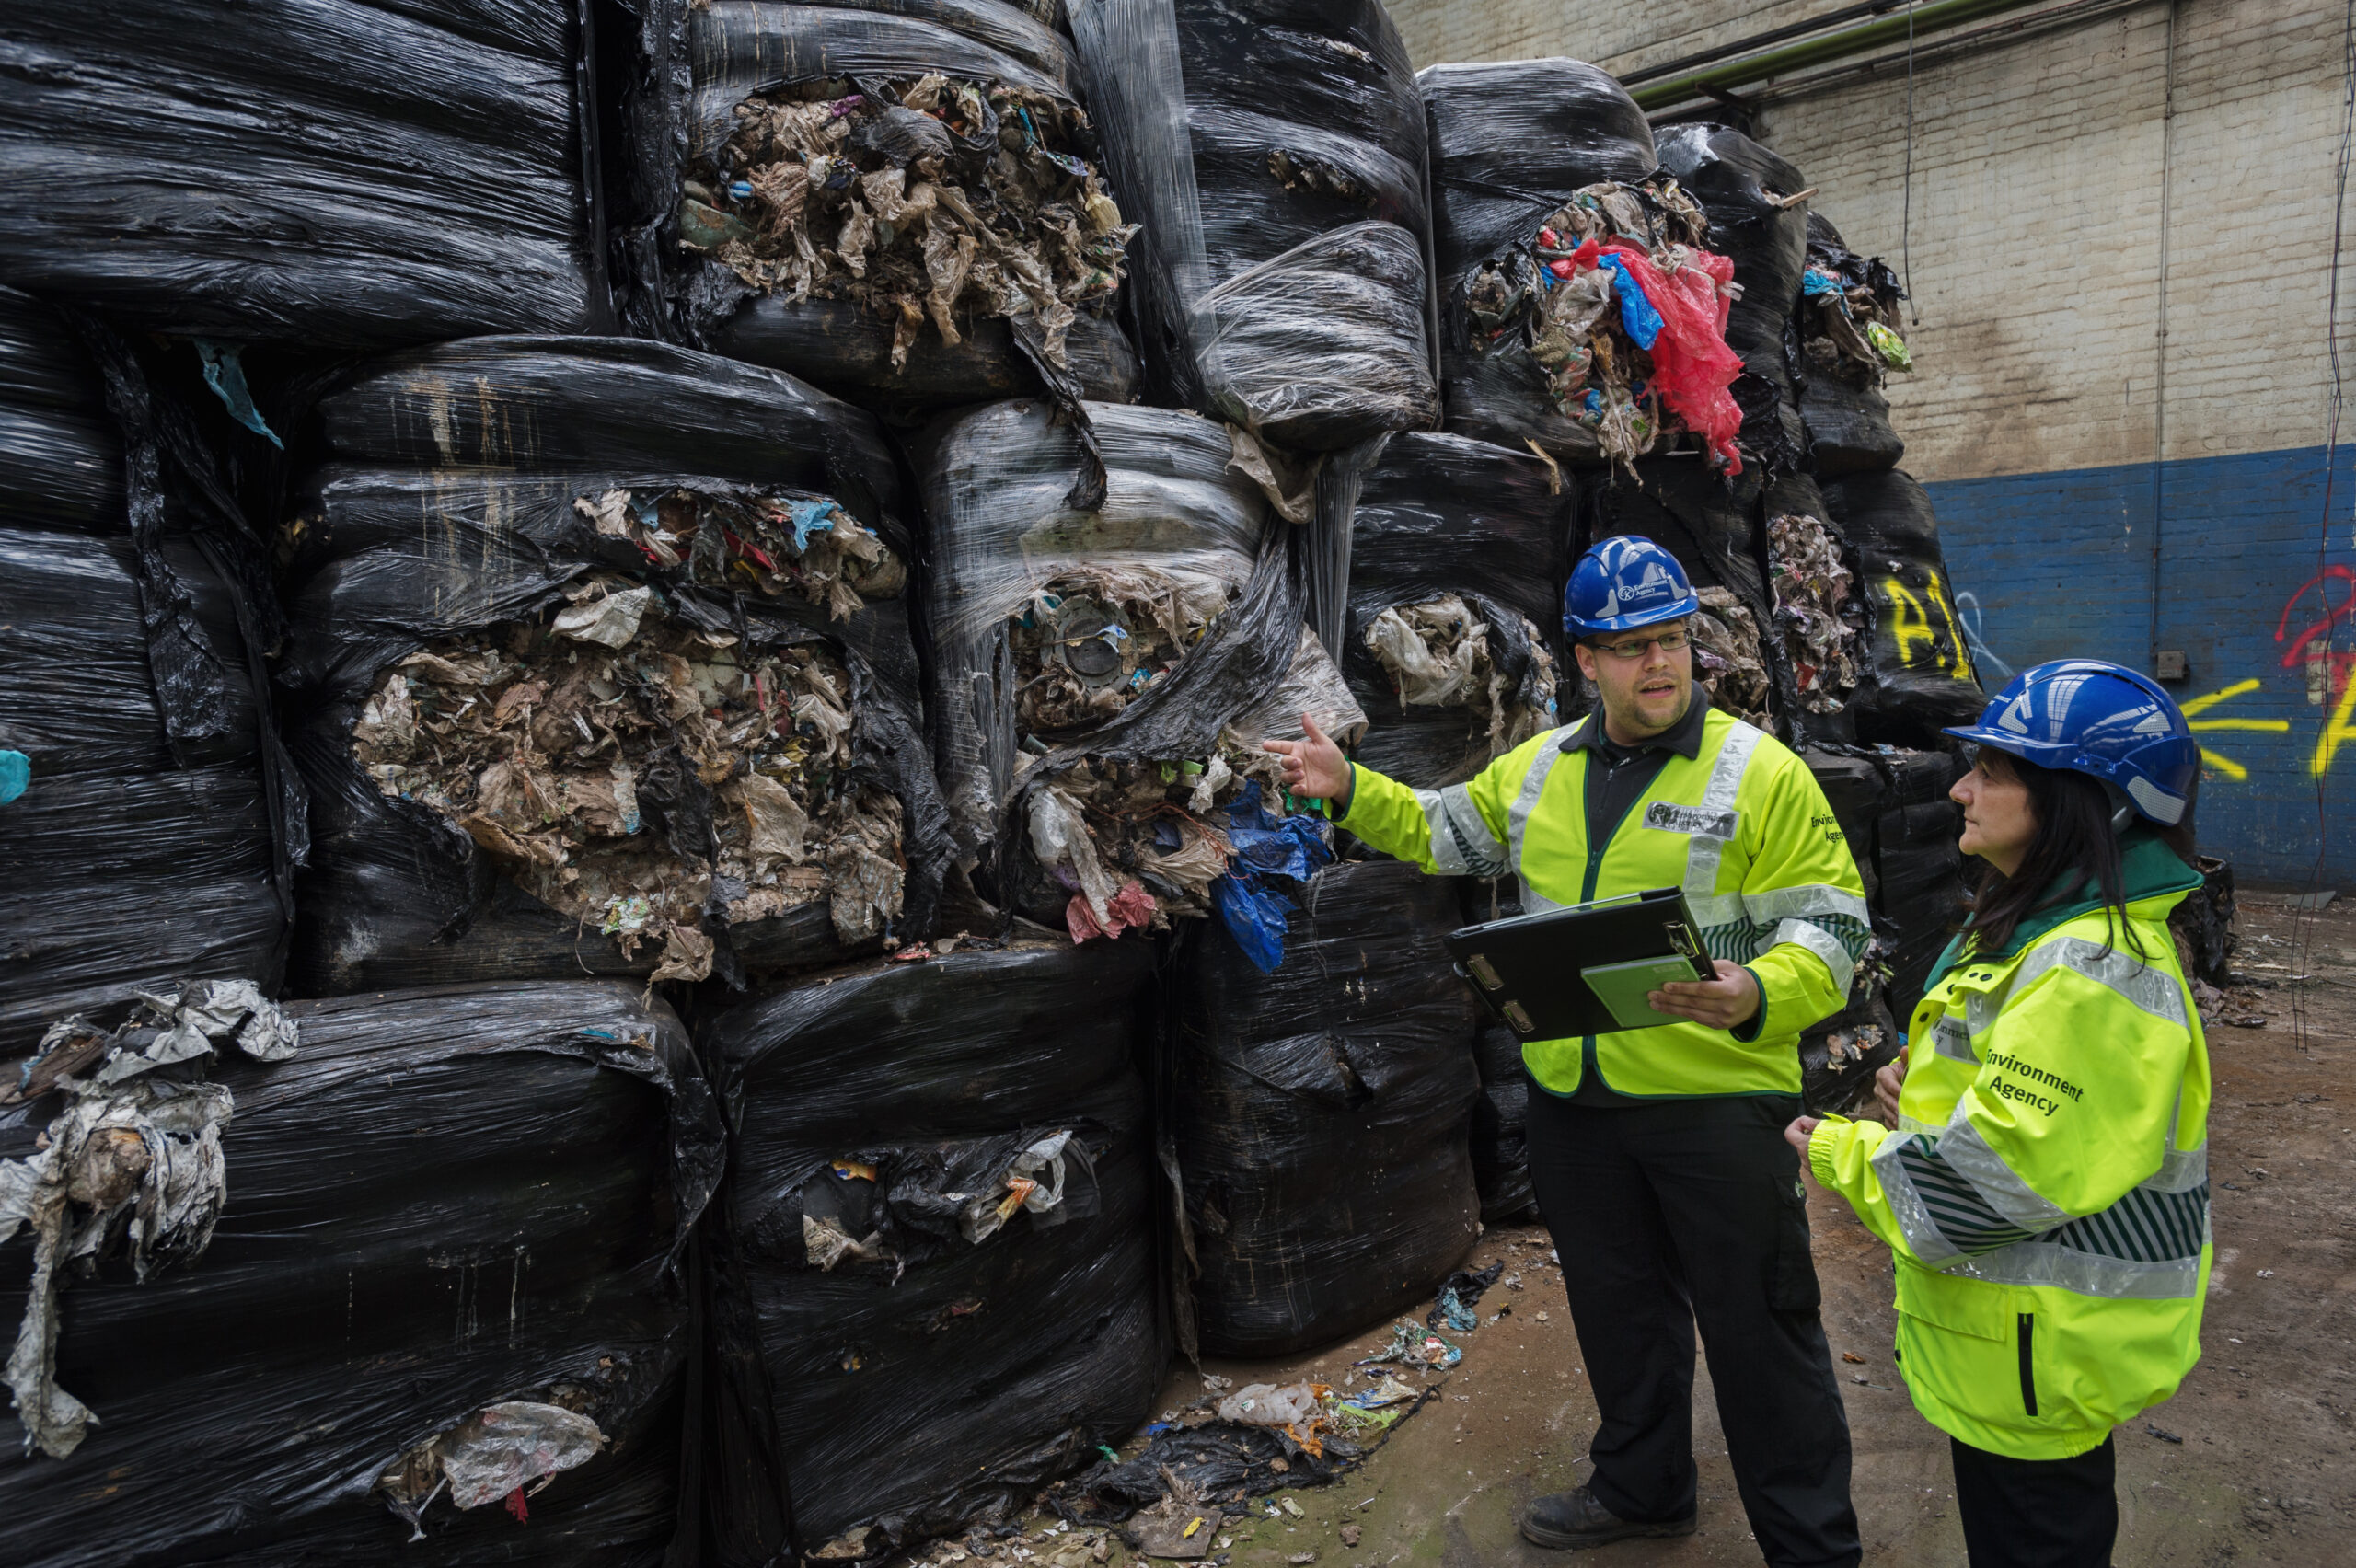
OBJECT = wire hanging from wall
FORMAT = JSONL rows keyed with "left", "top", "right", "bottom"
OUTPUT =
{"left": 1901, "top": 0, "right": 1919, "bottom": 324}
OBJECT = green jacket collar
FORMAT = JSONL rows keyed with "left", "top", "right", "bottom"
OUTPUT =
{"left": 1927, "top": 830, "right": 2202, "bottom": 989}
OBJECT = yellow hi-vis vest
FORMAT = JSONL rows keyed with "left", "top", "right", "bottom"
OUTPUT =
{"left": 1334, "top": 705, "right": 1870, "bottom": 1098}
{"left": 1808, "top": 834, "right": 2211, "bottom": 1459}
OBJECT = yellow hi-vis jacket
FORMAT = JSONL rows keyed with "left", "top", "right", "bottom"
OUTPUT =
{"left": 1333, "top": 703, "right": 1870, "bottom": 1098}
{"left": 1807, "top": 832, "right": 2211, "bottom": 1459}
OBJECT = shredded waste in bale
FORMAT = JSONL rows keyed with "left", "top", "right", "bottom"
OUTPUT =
{"left": 1767, "top": 513, "right": 1863, "bottom": 713}
{"left": 1011, "top": 570, "right": 1231, "bottom": 735}
{"left": 572, "top": 485, "right": 905, "bottom": 621}
{"left": 1362, "top": 594, "right": 1559, "bottom": 755}
{"left": 353, "top": 575, "right": 907, "bottom": 982}
{"left": 377, "top": 1400, "right": 608, "bottom": 1538}
{"left": 1692, "top": 586, "right": 1773, "bottom": 728}
{"left": 684, "top": 73, "right": 1138, "bottom": 368}
{"left": 1459, "top": 179, "right": 1747, "bottom": 472}
{"left": 1801, "top": 234, "right": 1911, "bottom": 383}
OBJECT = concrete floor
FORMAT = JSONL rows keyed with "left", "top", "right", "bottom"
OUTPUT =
{"left": 1033, "top": 894, "right": 2356, "bottom": 1567}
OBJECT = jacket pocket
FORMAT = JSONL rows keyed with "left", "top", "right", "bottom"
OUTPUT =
{"left": 2016, "top": 1312, "right": 2038, "bottom": 1417}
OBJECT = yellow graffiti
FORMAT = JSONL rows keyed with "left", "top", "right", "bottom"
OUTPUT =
{"left": 2177, "top": 678, "right": 2292, "bottom": 782}
{"left": 2315, "top": 670, "right": 2356, "bottom": 779}
{"left": 1885, "top": 570, "right": 1976, "bottom": 683}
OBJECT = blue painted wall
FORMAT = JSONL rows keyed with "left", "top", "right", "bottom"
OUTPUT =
{"left": 1924, "top": 444, "right": 2356, "bottom": 887}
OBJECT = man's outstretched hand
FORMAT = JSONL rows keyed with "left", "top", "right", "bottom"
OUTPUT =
{"left": 1263, "top": 711, "right": 1351, "bottom": 807}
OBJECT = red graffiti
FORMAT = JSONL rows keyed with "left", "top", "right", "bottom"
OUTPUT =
{"left": 2277, "top": 565, "right": 2356, "bottom": 699}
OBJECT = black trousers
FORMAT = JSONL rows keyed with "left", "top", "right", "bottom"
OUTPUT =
{"left": 1950, "top": 1435, "right": 2117, "bottom": 1567}
{"left": 1524, "top": 1083, "right": 1861, "bottom": 1568}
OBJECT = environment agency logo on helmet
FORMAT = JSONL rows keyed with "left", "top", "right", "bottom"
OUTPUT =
{"left": 1563, "top": 535, "right": 1701, "bottom": 639}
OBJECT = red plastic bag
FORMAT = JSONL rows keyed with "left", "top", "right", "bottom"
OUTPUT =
{"left": 1565, "top": 238, "right": 1747, "bottom": 472}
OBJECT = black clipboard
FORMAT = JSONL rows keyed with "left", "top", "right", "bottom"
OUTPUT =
{"left": 1444, "top": 887, "right": 1716, "bottom": 1039}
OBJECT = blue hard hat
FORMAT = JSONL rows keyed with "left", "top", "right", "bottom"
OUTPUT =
{"left": 1944, "top": 659, "right": 2200, "bottom": 826}
{"left": 1563, "top": 536, "right": 1700, "bottom": 640}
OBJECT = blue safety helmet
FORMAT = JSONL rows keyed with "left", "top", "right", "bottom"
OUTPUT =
{"left": 1944, "top": 659, "right": 2200, "bottom": 827}
{"left": 1563, "top": 535, "right": 1700, "bottom": 640}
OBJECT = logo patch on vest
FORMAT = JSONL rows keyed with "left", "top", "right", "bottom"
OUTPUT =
{"left": 1643, "top": 801, "right": 1738, "bottom": 838}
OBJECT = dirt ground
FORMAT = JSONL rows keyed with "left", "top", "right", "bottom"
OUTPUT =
{"left": 1037, "top": 893, "right": 2356, "bottom": 1567}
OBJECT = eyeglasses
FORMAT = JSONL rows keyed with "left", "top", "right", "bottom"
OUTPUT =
{"left": 1591, "top": 630, "right": 1691, "bottom": 661}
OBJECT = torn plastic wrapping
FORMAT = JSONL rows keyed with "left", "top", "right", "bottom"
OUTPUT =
{"left": 1068, "top": 0, "right": 1438, "bottom": 448}
{"left": 1420, "top": 59, "right": 1658, "bottom": 465}
{"left": 1322, "top": 432, "right": 1571, "bottom": 787}
{"left": 915, "top": 399, "right": 1361, "bottom": 944}
{"left": 0, "top": 293, "right": 292, "bottom": 1054}
{"left": 698, "top": 939, "right": 1163, "bottom": 1564}
{"left": 1817, "top": 468, "right": 1987, "bottom": 747}
{"left": 1654, "top": 124, "right": 1811, "bottom": 475}
{"left": 276, "top": 337, "right": 948, "bottom": 994}
{"left": 1172, "top": 859, "right": 1481, "bottom": 1356}
{"left": 1796, "top": 213, "right": 1908, "bottom": 475}
{"left": 0, "top": 0, "right": 603, "bottom": 346}
{"left": 0, "top": 980, "right": 721, "bottom": 1567}
{"left": 619, "top": 0, "right": 1140, "bottom": 409}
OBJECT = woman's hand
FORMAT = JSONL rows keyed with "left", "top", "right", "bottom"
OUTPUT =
{"left": 1651, "top": 960, "right": 1761, "bottom": 1029}
{"left": 1873, "top": 1046, "right": 1911, "bottom": 1129}
{"left": 1784, "top": 1114, "right": 1822, "bottom": 1156}
{"left": 1263, "top": 711, "right": 1352, "bottom": 805}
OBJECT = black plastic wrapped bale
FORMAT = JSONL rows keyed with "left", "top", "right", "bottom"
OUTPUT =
{"left": 914, "top": 398, "right": 1362, "bottom": 938}
{"left": 1326, "top": 432, "right": 1572, "bottom": 787}
{"left": 1419, "top": 59, "right": 1657, "bottom": 466}
{"left": 0, "top": 0, "right": 604, "bottom": 347}
{"left": 1654, "top": 124, "right": 1809, "bottom": 473}
{"left": 698, "top": 938, "right": 1162, "bottom": 1563}
{"left": 278, "top": 336, "right": 949, "bottom": 994}
{"left": 1470, "top": 1020, "right": 1536, "bottom": 1221}
{"left": 0, "top": 980, "right": 721, "bottom": 1567}
{"left": 1872, "top": 747, "right": 1969, "bottom": 1017}
{"left": 1586, "top": 459, "right": 1776, "bottom": 730}
{"left": 1069, "top": 0, "right": 1437, "bottom": 449}
{"left": 1819, "top": 468, "right": 1987, "bottom": 746}
{"left": 1173, "top": 858, "right": 1481, "bottom": 1356}
{"left": 618, "top": 0, "right": 1139, "bottom": 412}
{"left": 2169, "top": 855, "right": 2236, "bottom": 989}
{"left": 0, "top": 292, "right": 288, "bottom": 1053}
{"left": 1796, "top": 213, "right": 1908, "bottom": 476}
{"left": 1800, "top": 987, "right": 1903, "bottom": 1116}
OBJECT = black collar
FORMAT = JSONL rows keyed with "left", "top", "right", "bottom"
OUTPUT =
{"left": 1559, "top": 683, "right": 1712, "bottom": 762}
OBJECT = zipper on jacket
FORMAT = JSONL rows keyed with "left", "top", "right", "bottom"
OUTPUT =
{"left": 2016, "top": 1312, "right": 2038, "bottom": 1417}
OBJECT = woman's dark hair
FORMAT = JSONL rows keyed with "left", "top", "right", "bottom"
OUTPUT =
{"left": 1958, "top": 749, "right": 2197, "bottom": 960}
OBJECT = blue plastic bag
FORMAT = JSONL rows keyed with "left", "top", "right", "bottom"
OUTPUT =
{"left": 1594, "top": 253, "right": 1664, "bottom": 351}
{"left": 784, "top": 499, "right": 837, "bottom": 553}
{"left": 1207, "top": 784, "right": 1333, "bottom": 972}
{"left": 1210, "top": 872, "right": 1297, "bottom": 974}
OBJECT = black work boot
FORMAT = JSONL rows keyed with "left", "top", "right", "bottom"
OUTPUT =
{"left": 1519, "top": 1485, "right": 1699, "bottom": 1550}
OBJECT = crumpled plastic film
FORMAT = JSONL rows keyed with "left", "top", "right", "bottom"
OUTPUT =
{"left": 620, "top": 0, "right": 1141, "bottom": 407}
{"left": 278, "top": 337, "right": 948, "bottom": 993}
{"left": 1818, "top": 469, "right": 1987, "bottom": 747}
{"left": 1692, "top": 586, "right": 1773, "bottom": 728}
{"left": 1322, "top": 432, "right": 1575, "bottom": 787}
{"left": 1765, "top": 511, "right": 1863, "bottom": 716}
{"left": 1068, "top": 0, "right": 1437, "bottom": 448}
{"left": 699, "top": 938, "right": 1163, "bottom": 1563}
{"left": 1173, "top": 859, "right": 1481, "bottom": 1356}
{"left": 0, "top": 980, "right": 719, "bottom": 1566}
{"left": 915, "top": 400, "right": 1361, "bottom": 941}
{"left": 1796, "top": 211, "right": 1910, "bottom": 476}
{"left": 0, "top": 290, "right": 291, "bottom": 1055}
{"left": 0, "top": 0, "right": 602, "bottom": 346}
{"left": 1470, "top": 1019, "right": 1536, "bottom": 1221}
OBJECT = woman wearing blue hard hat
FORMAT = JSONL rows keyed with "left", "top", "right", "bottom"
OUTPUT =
{"left": 1791, "top": 660, "right": 2212, "bottom": 1566}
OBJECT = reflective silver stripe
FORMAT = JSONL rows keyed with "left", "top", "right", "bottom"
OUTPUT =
{"left": 1868, "top": 1135, "right": 1965, "bottom": 1266}
{"left": 1938, "top": 1241, "right": 2203, "bottom": 1300}
{"left": 1742, "top": 884, "right": 1871, "bottom": 928}
{"left": 1931, "top": 1016, "right": 1977, "bottom": 1064}
{"left": 1417, "top": 784, "right": 1508, "bottom": 877}
{"left": 1772, "top": 917, "right": 1856, "bottom": 994}
{"left": 2013, "top": 935, "right": 2190, "bottom": 1030}
{"left": 1896, "top": 1113, "right": 1940, "bottom": 1136}
{"left": 1965, "top": 988, "right": 2004, "bottom": 1039}
{"left": 1938, "top": 1106, "right": 2072, "bottom": 1231}
{"left": 1680, "top": 721, "right": 1761, "bottom": 898}
{"left": 1686, "top": 892, "right": 1747, "bottom": 929}
{"left": 1505, "top": 726, "right": 1576, "bottom": 874}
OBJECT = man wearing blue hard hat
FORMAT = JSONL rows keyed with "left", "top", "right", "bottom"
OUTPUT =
{"left": 1270, "top": 536, "right": 1869, "bottom": 1564}
{"left": 1795, "top": 660, "right": 2210, "bottom": 1566}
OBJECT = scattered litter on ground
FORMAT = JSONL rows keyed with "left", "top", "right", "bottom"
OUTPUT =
{"left": 1425, "top": 1263, "right": 1504, "bottom": 1332}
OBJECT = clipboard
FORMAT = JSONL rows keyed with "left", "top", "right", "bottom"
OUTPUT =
{"left": 1443, "top": 887, "right": 1716, "bottom": 1039}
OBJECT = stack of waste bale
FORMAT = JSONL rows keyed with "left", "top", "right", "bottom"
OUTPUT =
{"left": 698, "top": 937, "right": 1164, "bottom": 1562}
{"left": 1322, "top": 432, "right": 1575, "bottom": 1221}
{"left": 0, "top": 980, "right": 720, "bottom": 1564}
{"left": 619, "top": 0, "right": 1141, "bottom": 414}
{"left": 0, "top": 289, "right": 293, "bottom": 1055}
{"left": 277, "top": 337, "right": 949, "bottom": 995}
{"left": 915, "top": 398, "right": 1362, "bottom": 956}
{"left": 1071, "top": 0, "right": 1438, "bottom": 448}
